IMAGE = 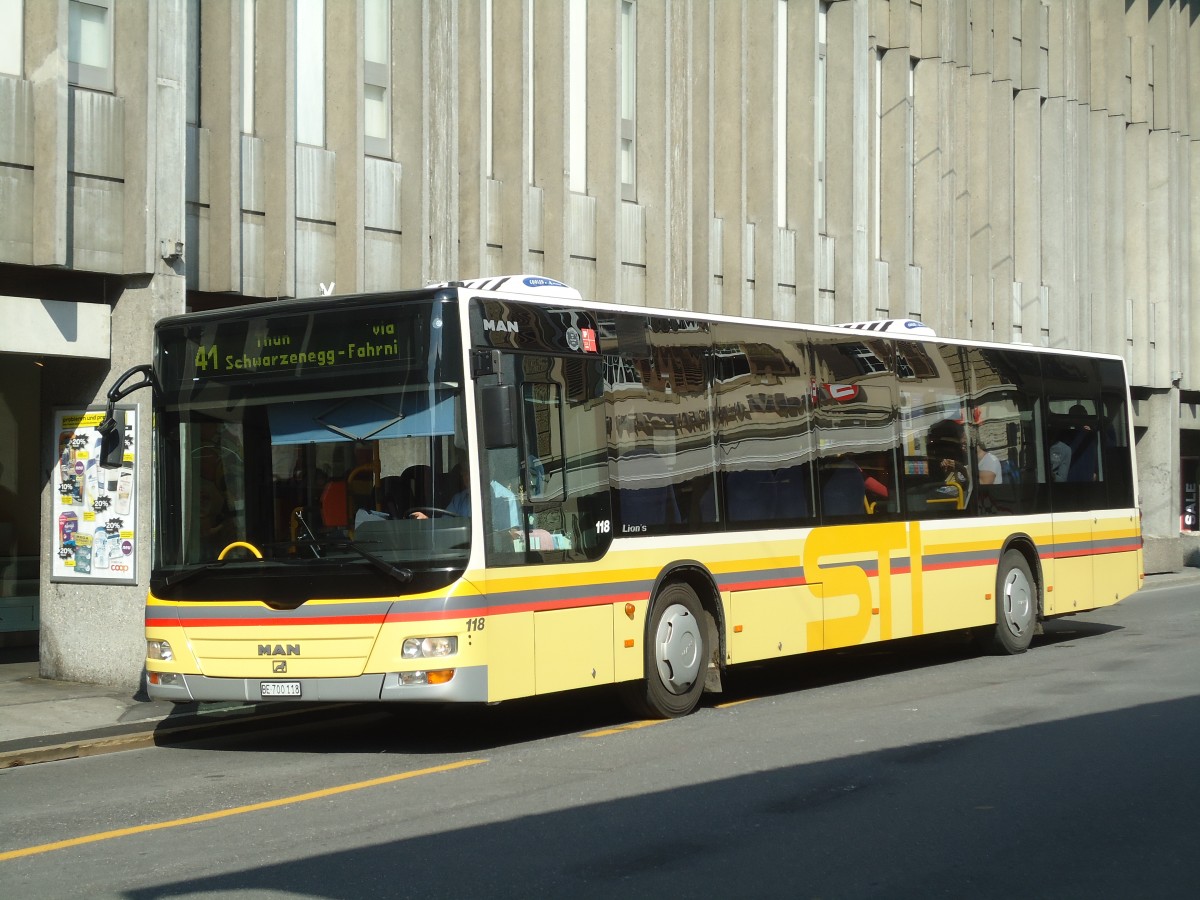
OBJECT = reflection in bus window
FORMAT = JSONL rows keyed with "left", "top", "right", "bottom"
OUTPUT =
{"left": 811, "top": 334, "right": 898, "bottom": 521}
{"left": 608, "top": 316, "right": 717, "bottom": 535}
{"left": 711, "top": 325, "right": 813, "bottom": 528}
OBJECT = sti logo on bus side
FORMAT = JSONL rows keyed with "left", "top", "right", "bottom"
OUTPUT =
{"left": 258, "top": 644, "right": 300, "bottom": 656}
{"left": 483, "top": 319, "right": 519, "bottom": 333}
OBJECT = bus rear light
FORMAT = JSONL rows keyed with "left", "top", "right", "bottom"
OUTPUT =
{"left": 402, "top": 636, "right": 458, "bottom": 659}
{"left": 399, "top": 669, "right": 455, "bottom": 686}
{"left": 147, "top": 640, "right": 174, "bottom": 661}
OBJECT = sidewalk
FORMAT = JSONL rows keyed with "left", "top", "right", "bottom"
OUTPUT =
{"left": 0, "top": 645, "right": 350, "bottom": 769}
{"left": 1, "top": 570, "right": 1196, "bottom": 769}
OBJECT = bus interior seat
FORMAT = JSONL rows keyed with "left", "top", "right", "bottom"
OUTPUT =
{"left": 320, "top": 480, "right": 349, "bottom": 527}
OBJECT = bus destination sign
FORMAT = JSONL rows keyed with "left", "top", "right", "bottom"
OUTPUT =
{"left": 161, "top": 305, "right": 428, "bottom": 387}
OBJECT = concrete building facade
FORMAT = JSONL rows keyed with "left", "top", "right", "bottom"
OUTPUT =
{"left": 0, "top": 0, "right": 1198, "bottom": 688}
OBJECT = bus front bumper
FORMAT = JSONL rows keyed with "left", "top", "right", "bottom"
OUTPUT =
{"left": 145, "top": 665, "right": 489, "bottom": 704}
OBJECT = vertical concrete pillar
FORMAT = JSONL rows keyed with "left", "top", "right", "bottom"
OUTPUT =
{"left": 1126, "top": 121, "right": 1150, "bottom": 384}
{"left": 690, "top": 0, "right": 716, "bottom": 314}
{"left": 665, "top": 0, "right": 694, "bottom": 312}
{"left": 879, "top": 47, "right": 910, "bottom": 320}
{"left": 257, "top": 0, "right": 295, "bottom": 297}
{"left": 785, "top": 0, "right": 818, "bottom": 325}
{"left": 745, "top": 0, "right": 776, "bottom": 320}
{"left": 825, "top": 0, "right": 868, "bottom": 324}
{"left": 587, "top": 1, "right": 620, "bottom": 302}
{"left": 26, "top": 0, "right": 67, "bottom": 267}
{"left": 1138, "top": 389, "right": 1181, "bottom": 543}
{"left": 711, "top": 0, "right": 744, "bottom": 317}
{"left": 327, "top": 0, "right": 365, "bottom": 294}
{"left": 395, "top": 1, "right": 426, "bottom": 284}
{"left": 199, "top": 0, "right": 243, "bottom": 293}
{"left": 1013, "top": 88, "right": 1041, "bottom": 345}
{"left": 492, "top": 0, "right": 529, "bottom": 276}
{"left": 533, "top": 0, "right": 567, "bottom": 280}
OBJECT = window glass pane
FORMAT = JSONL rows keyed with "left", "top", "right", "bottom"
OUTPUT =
{"left": 620, "top": 1, "right": 635, "bottom": 118}
{"left": 1097, "top": 358, "right": 1135, "bottom": 509}
{"left": 1043, "top": 355, "right": 1105, "bottom": 512}
{"left": 964, "top": 346, "right": 1045, "bottom": 516}
{"left": 69, "top": 1, "right": 109, "bottom": 69}
{"left": 0, "top": 0, "right": 22, "bottom": 77}
{"left": 895, "top": 342, "right": 969, "bottom": 518}
{"left": 483, "top": 354, "right": 611, "bottom": 567}
{"left": 523, "top": 383, "right": 564, "bottom": 502}
{"left": 295, "top": 0, "right": 325, "bottom": 146}
{"left": 364, "top": 82, "right": 387, "bottom": 140}
{"left": 811, "top": 335, "right": 899, "bottom": 520}
{"left": 713, "top": 324, "right": 814, "bottom": 529}
{"left": 363, "top": 0, "right": 388, "bottom": 65}
{"left": 186, "top": 0, "right": 200, "bottom": 126}
{"left": 609, "top": 315, "right": 717, "bottom": 535}
{"left": 242, "top": 0, "right": 254, "bottom": 133}
{"left": 567, "top": 0, "right": 587, "bottom": 192}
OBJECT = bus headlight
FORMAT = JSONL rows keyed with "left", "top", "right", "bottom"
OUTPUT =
{"left": 402, "top": 636, "right": 458, "bottom": 659}
{"left": 147, "top": 640, "right": 174, "bottom": 662}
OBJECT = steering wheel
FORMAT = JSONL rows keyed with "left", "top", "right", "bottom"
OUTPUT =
{"left": 406, "top": 507, "right": 454, "bottom": 519}
{"left": 218, "top": 540, "right": 263, "bottom": 560}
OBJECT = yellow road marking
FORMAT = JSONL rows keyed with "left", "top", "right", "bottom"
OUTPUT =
{"left": 0, "top": 758, "right": 486, "bottom": 862}
{"left": 581, "top": 719, "right": 663, "bottom": 738}
{"left": 714, "top": 697, "right": 758, "bottom": 709}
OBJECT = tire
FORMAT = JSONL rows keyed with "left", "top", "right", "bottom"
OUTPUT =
{"left": 984, "top": 549, "right": 1038, "bottom": 655}
{"left": 621, "top": 582, "right": 708, "bottom": 719}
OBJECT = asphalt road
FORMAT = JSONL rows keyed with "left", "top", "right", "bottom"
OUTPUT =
{"left": 1, "top": 581, "right": 1197, "bottom": 899}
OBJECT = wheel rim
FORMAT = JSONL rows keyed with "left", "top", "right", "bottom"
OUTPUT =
{"left": 1001, "top": 566, "right": 1034, "bottom": 637}
{"left": 654, "top": 603, "right": 703, "bottom": 694}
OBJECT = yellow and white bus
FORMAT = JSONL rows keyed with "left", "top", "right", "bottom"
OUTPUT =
{"left": 114, "top": 275, "right": 1142, "bottom": 717}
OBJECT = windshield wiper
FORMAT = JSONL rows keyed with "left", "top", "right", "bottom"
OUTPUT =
{"left": 161, "top": 558, "right": 239, "bottom": 589}
{"left": 294, "top": 537, "right": 414, "bottom": 584}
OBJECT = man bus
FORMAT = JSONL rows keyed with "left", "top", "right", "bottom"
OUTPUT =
{"left": 98, "top": 275, "right": 1142, "bottom": 717}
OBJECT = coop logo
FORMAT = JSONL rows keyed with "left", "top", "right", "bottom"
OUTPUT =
{"left": 258, "top": 644, "right": 300, "bottom": 656}
{"left": 483, "top": 319, "right": 519, "bottom": 334}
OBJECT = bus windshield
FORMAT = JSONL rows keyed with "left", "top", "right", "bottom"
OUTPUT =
{"left": 151, "top": 295, "right": 468, "bottom": 601}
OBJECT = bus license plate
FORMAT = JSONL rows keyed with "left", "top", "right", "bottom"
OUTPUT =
{"left": 260, "top": 681, "right": 301, "bottom": 698}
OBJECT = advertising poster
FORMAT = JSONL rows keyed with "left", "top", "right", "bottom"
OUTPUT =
{"left": 51, "top": 407, "right": 137, "bottom": 584}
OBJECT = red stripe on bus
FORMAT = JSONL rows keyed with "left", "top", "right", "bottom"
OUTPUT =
{"left": 149, "top": 545, "right": 1141, "bottom": 630}
{"left": 145, "top": 615, "right": 387, "bottom": 628}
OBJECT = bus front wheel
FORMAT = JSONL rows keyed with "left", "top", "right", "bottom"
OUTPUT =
{"left": 622, "top": 582, "right": 707, "bottom": 719}
{"left": 982, "top": 549, "right": 1037, "bottom": 655}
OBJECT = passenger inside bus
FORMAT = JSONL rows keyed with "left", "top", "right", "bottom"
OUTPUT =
{"left": 926, "top": 418, "right": 969, "bottom": 508}
{"left": 1064, "top": 403, "right": 1098, "bottom": 481}
{"left": 408, "top": 464, "right": 521, "bottom": 536}
{"left": 976, "top": 443, "right": 1002, "bottom": 484}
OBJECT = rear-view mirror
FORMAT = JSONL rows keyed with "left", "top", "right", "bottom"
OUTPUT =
{"left": 97, "top": 415, "right": 125, "bottom": 469}
{"left": 481, "top": 384, "right": 518, "bottom": 448}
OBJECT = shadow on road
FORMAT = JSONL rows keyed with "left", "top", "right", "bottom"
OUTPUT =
{"left": 128, "top": 690, "right": 1198, "bottom": 899}
{"left": 154, "top": 613, "right": 1123, "bottom": 758}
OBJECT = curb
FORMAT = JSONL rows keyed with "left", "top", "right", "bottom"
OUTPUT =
{"left": 0, "top": 702, "right": 363, "bottom": 769}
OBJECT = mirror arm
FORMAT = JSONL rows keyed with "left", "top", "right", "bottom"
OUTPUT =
{"left": 97, "top": 364, "right": 158, "bottom": 468}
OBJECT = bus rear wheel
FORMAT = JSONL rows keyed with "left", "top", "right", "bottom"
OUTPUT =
{"left": 622, "top": 582, "right": 707, "bottom": 719}
{"left": 982, "top": 549, "right": 1037, "bottom": 655}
